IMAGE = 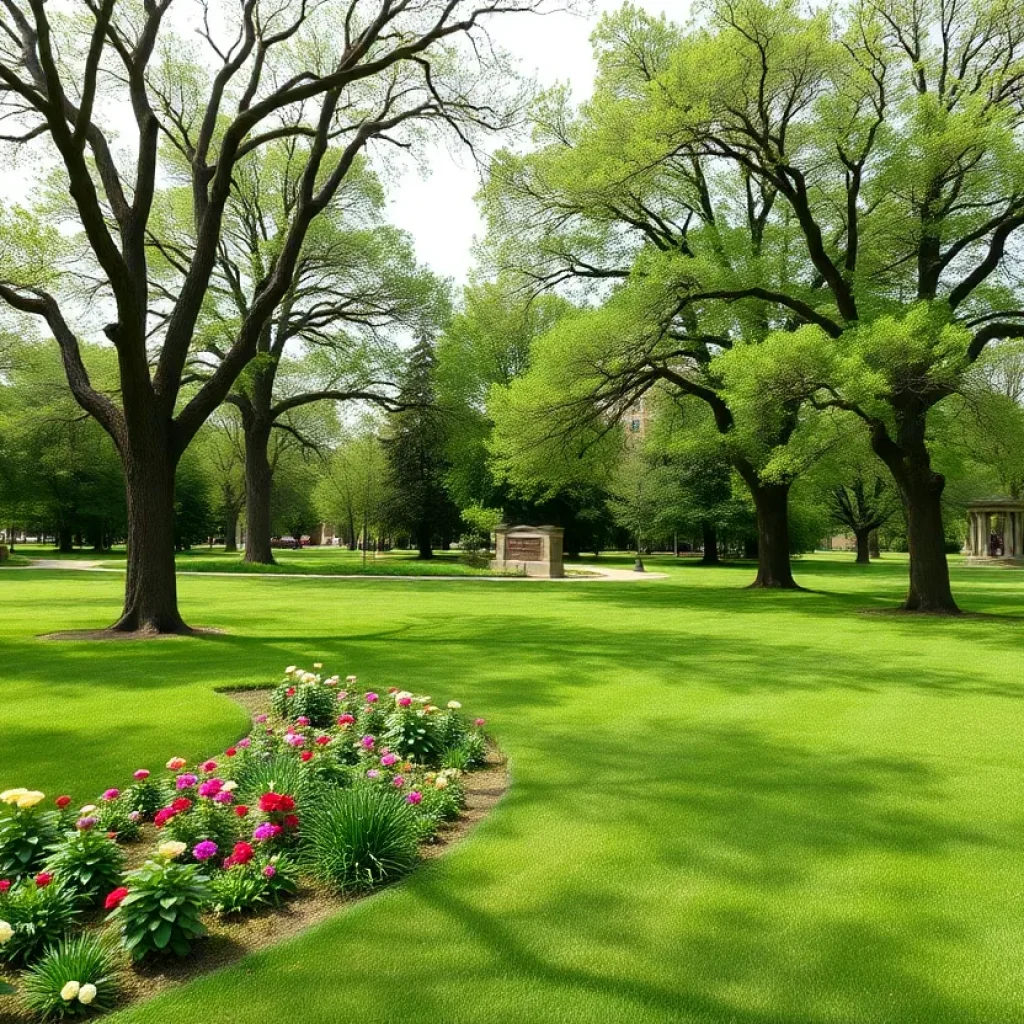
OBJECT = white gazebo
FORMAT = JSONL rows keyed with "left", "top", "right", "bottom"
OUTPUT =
{"left": 964, "top": 498, "right": 1024, "bottom": 563}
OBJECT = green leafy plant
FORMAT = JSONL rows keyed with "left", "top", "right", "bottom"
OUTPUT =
{"left": 163, "top": 801, "right": 239, "bottom": 854}
{"left": 290, "top": 683, "right": 336, "bottom": 728}
{"left": 0, "top": 879, "right": 80, "bottom": 966}
{"left": 43, "top": 830, "right": 125, "bottom": 904}
{"left": 125, "top": 778, "right": 169, "bottom": 819}
{"left": 383, "top": 705, "right": 443, "bottom": 762}
{"left": 108, "top": 858, "right": 210, "bottom": 961}
{"left": 302, "top": 786, "right": 418, "bottom": 892}
{"left": 441, "top": 731, "right": 486, "bottom": 771}
{"left": 21, "top": 934, "right": 117, "bottom": 1019}
{"left": 94, "top": 802, "right": 141, "bottom": 843}
{"left": 0, "top": 802, "right": 60, "bottom": 879}
{"left": 208, "top": 855, "right": 299, "bottom": 916}
{"left": 234, "top": 754, "right": 317, "bottom": 804}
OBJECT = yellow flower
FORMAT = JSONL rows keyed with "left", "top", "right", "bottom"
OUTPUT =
{"left": 435, "top": 777, "right": 449, "bottom": 790}
{"left": 16, "top": 791, "right": 45, "bottom": 809}
{"left": 60, "top": 981, "right": 81, "bottom": 1001}
{"left": 447, "top": 701, "right": 462, "bottom": 710}
{"left": 313, "top": 662, "right": 323, "bottom": 669}
{"left": 78, "top": 984, "right": 97, "bottom": 1005}
{"left": 0, "top": 921, "right": 13, "bottom": 944}
{"left": 0, "top": 788, "right": 28, "bottom": 804}
{"left": 158, "top": 841, "right": 187, "bottom": 860}
{"left": 300, "top": 672, "right": 316, "bottom": 684}
{"left": 424, "top": 705, "right": 439, "bottom": 714}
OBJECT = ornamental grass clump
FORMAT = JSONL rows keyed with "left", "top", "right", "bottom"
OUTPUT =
{"left": 43, "top": 830, "right": 124, "bottom": 905}
{"left": 302, "top": 786, "right": 419, "bottom": 892}
{"left": 21, "top": 934, "right": 117, "bottom": 1019}
{"left": 0, "top": 877, "right": 80, "bottom": 966}
{"left": 108, "top": 850, "right": 210, "bottom": 961}
{"left": 0, "top": 791, "right": 61, "bottom": 879}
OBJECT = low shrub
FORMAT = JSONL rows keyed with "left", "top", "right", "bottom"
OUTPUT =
{"left": 124, "top": 774, "right": 168, "bottom": 819}
{"left": 302, "top": 786, "right": 419, "bottom": 892}
{"left": 383, "top": 702, "right": 444, "bottom": 762}
{"left": 209, "top": 852, "right": 299, "bottom": 916}
{"left": 21, "top": 934, "right": 117, "bottom": 1019}
{"left": 0, "top": 877, "right": 80, "bottom": 966}
{"left": 93, "top": 800, "right": 141, "bottom": 843}
{"left": 43, "top": 830, "right": 125, "bottom": 905}
{"left": 441, "top": 731, "right": 487, "bottom": 771}
{"left": 162, "top": 800, "right": 240, "bottom": 858}
{"left": 108, "top": 852, "right": 210, "bottom": 961}
{"left": 0, "top": 793, "right": 61, "bottom": 879}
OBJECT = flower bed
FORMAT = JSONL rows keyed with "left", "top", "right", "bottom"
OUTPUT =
{"left": 0, "top": 667, "right": 497, "bottom": 1020}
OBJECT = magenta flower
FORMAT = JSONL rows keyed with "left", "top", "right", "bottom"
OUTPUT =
{"left": 365, "top": 692, "right": 379, "bottom": 704}
{"left": 380, "top": 753, "right": 398, "bottom": 767}
{"left": 198, "top": 778, "right": 224, "bottom": 798}
{"left": 398, "top": 696, "right": 412, "bottom": 707}
{"left": 133, "top": 769, "right": 150, "bottom": 780}
{"left": 392, "top": 775, "right": 405, "bottom": 788}
{"left": 295, "top": 716, "right": 310, "bottom": 726}
{"left": 193, "top": 841, "right": 218, "bottom": 861}
{"left": 407, "top": 791, "right": 422, "bottom": 805}
{"left": 101, "top": 788, "right": 120, "bottom": 801}
{"left": 76, "top": 816, "right": 97, "bottom": 831}
{"left": 253, "top": 823, "right": 282, "bottom": 842}
{"left": 263, "top": 864, "right": 277, "bottom": 878}
{"left": 284, "top": 733, "right": 306, "bottom": 748}
{"left": 176, "top": 773, "right": 198, "bottom": 790}
{"left": 238, "top": 737, "right": 252, "bottom": 749}
{"left": 366, "top": 769, "right": 380, "bottom": 780}
{"left": 213, "top": 791, "right": 234, "bottom": 805}
{"left": 361, "top": 735, "right": 375, "bottom": 749}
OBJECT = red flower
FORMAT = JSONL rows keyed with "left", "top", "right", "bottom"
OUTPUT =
{"left": 200, "top": 760, "right": 217, "bottom": 773}
{"left": 0, "top": 879, "right": 10, "bottom": 893}
{"left": 171, "top": 797, "right": 192, "bottom": 813}
{"left": 34, "top": 872, "right": 53, "bottom": 888}
{"left": 55, "top": 795, "right": 71, "bottom": 809}
{"left": 337, "top": 714, "right": 355, "bottom": 726}
{"left": 107, "top": 831, "right": 118, "bottom": 840}
{"left": 286, "top": 687, "right": 296, "bottom": 697}
{"left": 234, "top": 804, "right": 249, "bottom": 817}
{"left": 300, "top": 751, "right": 313, "bottom": 762}
{"left": 283, "top": 814, "right": 299, "bottom": 830}
{"left": 258, "top": 792, "right": 295, "bottom": 814}
{"left": 229, "top": 841, "right": 254, "bottom": 866}
{"left": 315, "top": 735, "right": 331, "bottom": 746}
{"left": 225, "top": 747, "right": 237, "bottom": 757}
{"left": 104, "top": 886, "right": 129, "bottom": 910}
{"left": 153, "top": 807, "right": 177, "bottom": 828}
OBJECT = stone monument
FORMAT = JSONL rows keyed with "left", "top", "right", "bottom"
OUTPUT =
{"left": 492, "top": 524, "right": 564, "bottom": 578}
{"left": 963, "top": 497, "right": 1024, "bottom": 564}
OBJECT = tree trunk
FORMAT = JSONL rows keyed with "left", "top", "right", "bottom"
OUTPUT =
{"left": 870, "top": 419, "right": 958, "bottom": 613}
{"left": 416, "top": 521, "right": 433, "bottom": 560}
{"left": 58, "top": 525, "right": 74, "bottom": 554}
{"left": 224, "top": 506, "right": 239, "bottom": 552}
{"left": 746, "top": 476, "right": 799, "bottom": 589}
{"left": 854, "top": 529, "right": 871, "bottom": 564}
{"left": 701, "top": 523, "right": 720, "bottom": 565}
{"left": 243, "top": 419, "right": 275, "bottom": 565}
{"left": 869, "top": 530, "right": 880, "bottom": 559}
{"left": 114, "top": 443, "right": 187, "bottom": 633}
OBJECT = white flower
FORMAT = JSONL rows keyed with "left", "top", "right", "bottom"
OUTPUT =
{"left": 285, "top": 665, "right": 297, "bottom": 675}
{"left": 158, "top": 841, "right": 187, "bottom": 859}
{"left": 0, "top": 788, "right": 27, "bottom": 804}
{"left": 313, "top": 662, "right": 323, "bottom": 669}
{"left": 60, "top": 981, "right": 81, "bottom": 1002}
{"left": 78, "top": 983, "right": 97, "bottom": 1005}
{"left": 79, "top": 804, "right": 97, "bottom": 815}
{"left": 345, "top": 675, "right": 357, "bottom": 683}
{"left": 221, "top": 780, "right": 238, "bottom": 793}
{"left": 446, "top": 701, "right": 462, "bottom": 710}
{"left": 0, "top": 921, "right": 13, "bottom": 944}
{"left": 435, "top": 777, "right": 449, "bottom": 790}
{"left": 301, "top": 672, "right": 316, "bottom": 684}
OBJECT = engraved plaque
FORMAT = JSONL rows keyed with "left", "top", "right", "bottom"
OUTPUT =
{"left": 506, "top": 536, "right": 543, "bottom": 560}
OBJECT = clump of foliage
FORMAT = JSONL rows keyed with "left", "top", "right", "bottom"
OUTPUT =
{"left": 0, "top": 878, "right": 80, "bottom": 966}
{"left": 21, "top": 934, "right": 117, "bottom": 1019}
{"left": 43, "top": 830, "right": 124, "bottom": 905}
{"left": 0, "top": 793, "right": 61, "bottom": 879}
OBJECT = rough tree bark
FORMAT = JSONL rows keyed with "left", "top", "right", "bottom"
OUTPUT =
{"left": 854, "top": 529, "right": 871, "bottom": 564}
{"left": 701, "top": 523, "right": 720, "bottom": 565}
{"left": 746, "top": 476, "right": 798, "bottom": 588}
{"left": 224, "top": 507, "right": 239, "bottom": 552}
{"left": 243, "top": 417, "right": 275, "bottom": 566}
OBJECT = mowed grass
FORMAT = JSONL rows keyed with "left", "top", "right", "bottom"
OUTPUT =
{"left": 1, "top": 555, "right": 1023, "bottom": 1024}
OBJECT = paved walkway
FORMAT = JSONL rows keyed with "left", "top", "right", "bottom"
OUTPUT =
{"left": 19, "top": 559, "right": 667, "bottom": 582}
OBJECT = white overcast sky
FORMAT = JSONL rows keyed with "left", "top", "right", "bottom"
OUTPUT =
{"left": 389, "top": 0, "right": 679, "bottom": 284}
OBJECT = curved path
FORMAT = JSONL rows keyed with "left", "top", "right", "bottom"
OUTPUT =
{"left": 21, "top": 558, "right": 667, "bottom": 582}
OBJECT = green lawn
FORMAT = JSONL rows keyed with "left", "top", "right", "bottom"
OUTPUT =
{"left": 15, "top": 544, "right": 515, "bottom": 576}
{"left": 2, "top": 555, "right": 1023, "bottom": 1023}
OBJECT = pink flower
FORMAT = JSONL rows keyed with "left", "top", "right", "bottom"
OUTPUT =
{"left": 225, "top": 747, "right": 237, "bottom": 757}
{"left": 398, "top": 696, "right": 412, "bottom": 707}
{"left": 213, "top": 791, "right": 234, "bottom": 805}
{"left": 193, "top": 841, "right": 218, "bottom": 861}
{"left": 365, "top": 692, "right": 379, "bottom": 704}
{"left": 133, "top": 769, "right": 150, "bottom": 780}
{"left": 254, "top": 714, "right": 268, "bottom": 724}
{"left": 0, "top": 879, "right": 10, "bottom": 892}
{"left": 153, "top": 808, "right": 176, "bottom": 828}
{"left": 238, "top": 737, "right": 251, "bottom": 749}
{"left": 474, "top": 718, "right": 486, "bottom": 728}
{"left": 176, "top": 773, "right": 198, "bottom": 790}
{"left": 392, "top": 775, "right": 405, "bottom": 788}
{"left": 101, "top": 788, "right": 120, "bottom": 801}
{"left": 263, "top": 864, "right": 277, "bottom": 878}
{"left": 77, "top": 816, "right": 98, "bottom": 831}
{"left": 361, "top": 735, "right": 375, "bottom": 749}
{"left": 253, "top": 823, "right": 282, "bottom": 842}
{"left": 198, "top": 778, "right": 224, "bottom": 798}
{"left": 104, "top": 886, "right": 129, "bottom": 910}
{"left": 284, "top": 733, "right": 306, "bottom": 748}
{"left": 380, "top": 753, "right": 398, "bottom": 767}
{"left": 128, "top": 810, "right": 142, "bottom": 822}
{"left": 337, "top": 714, "right": 355, "bottom": 726}
{"left": 407, "top": 791, "right": 422, "bottom": 805}
{"left": 295, "top": 716, "right": 310, "bottom": 726}
{"left": 366, "top": 769, "right": 380, "bottom": 779}
{"left": 35, "top": 872, "right": 53, "bottom": 887}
